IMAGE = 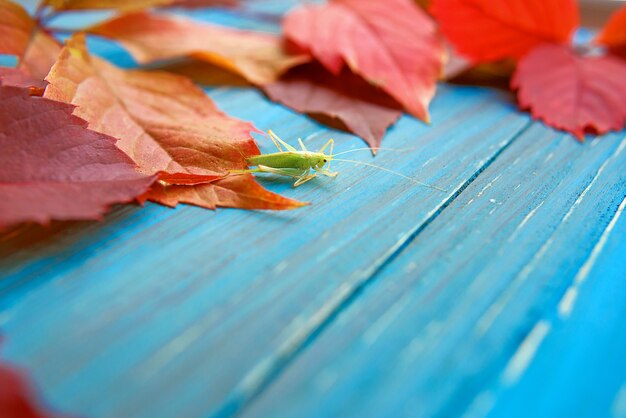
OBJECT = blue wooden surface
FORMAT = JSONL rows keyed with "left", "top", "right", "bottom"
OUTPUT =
{"left": 1, "top": 4, "right": 625, "bottom": 418}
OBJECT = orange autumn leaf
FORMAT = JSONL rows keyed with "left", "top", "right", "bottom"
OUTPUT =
{"left": 0, "top": 0, "right": 33, "bottom": 56}
{"left": 44, "top": 34, "right": 258, "bottom": 179}
{"left": 44, "top": 0, "right": 237, "bottom": 11}
{"left": 597, "top": 5, "right": 626, "bottom": 58}
{"left": 0, "top": 0, "right": 61, "bottom": 79}
{"left": 88, "top": 12, "right": 308, "bottom": 85}
{"left": 143, "top": 175, "right": 309, "bottom": 210}
{"left": 156, "top": 59, "right": 252, "bottom": 87}
{"left": 19, "top": 30, "right": 62, "bottom": 80}
{"left": 431, "top": 0, "right": 579, "bottom": 62}
{"left": 282, "top": 0, "right": 444, "bottom": 122}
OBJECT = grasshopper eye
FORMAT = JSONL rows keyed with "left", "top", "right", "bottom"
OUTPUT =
{"left": 323, "top": 159, "right": 328, "bottom": 163}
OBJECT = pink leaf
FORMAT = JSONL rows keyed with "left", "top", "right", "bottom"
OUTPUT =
{"left": 283, "top": 0, "right": 444, "bottom": 122}
{"left": 512, "top": 44, "right": 626, "bottom": 139}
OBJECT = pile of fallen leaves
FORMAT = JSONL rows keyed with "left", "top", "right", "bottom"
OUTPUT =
{"left": 1, "top": 0, "right": 626, "bottom": 231}
{"left": 0, "top": 0, "right": 447, "bottom": 229}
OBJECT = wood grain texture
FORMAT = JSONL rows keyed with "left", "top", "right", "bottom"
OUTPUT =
{"left": 489, "top": 194, "right": 626, "bottom": 418}
{"left": 241, "top": 126, "right": 626, "bottom": 418}
{"left": 0, "top": 82, "right": 530, "bottom": 418}
{"left": 0, "top": 10, "right": 531, "bottom": 415}
{"left": 1, "top": 4, "right": 624, "bottom": 418}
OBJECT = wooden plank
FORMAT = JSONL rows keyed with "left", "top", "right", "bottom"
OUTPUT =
{"left": 240, "top": 125, "right": 626, "bottom": 418}
{"left": 0, "top": 38, "right": 531, "bottom": 418}
{"left": 0, "top": 83, "right": 529, "bottom": 418}
{"left": 487, "top": 196, "right": 626, "bottom": 418}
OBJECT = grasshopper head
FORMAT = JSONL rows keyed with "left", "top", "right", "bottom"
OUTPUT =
{"left": 313, "top": 153, "right": 331, "bottom": 170}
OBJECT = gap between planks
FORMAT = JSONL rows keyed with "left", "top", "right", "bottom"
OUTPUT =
{"left": 212, "top": 122, "right": 535, "bottom": 418}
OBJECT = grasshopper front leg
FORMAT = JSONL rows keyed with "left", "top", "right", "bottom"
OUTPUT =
{"left": 317, "top": 169, "right": 338, "bottom": 178}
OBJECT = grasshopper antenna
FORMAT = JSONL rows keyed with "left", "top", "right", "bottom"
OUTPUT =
{"left": 330, "top": 147, "right": 408, "bottom": 157}
{"left": 332, "top": 158, "right": 447, "bottom": 192}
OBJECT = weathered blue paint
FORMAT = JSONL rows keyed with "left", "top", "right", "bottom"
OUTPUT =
{"left": 241, "top": 124, "right": 626, "bottom": 418}
{"left": 1, "top": 4, "right": 624, "bottom": 418}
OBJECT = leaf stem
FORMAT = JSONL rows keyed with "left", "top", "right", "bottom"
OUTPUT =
{"left": 45, "top": 27, "right": 75, "bottom": 37}
{"left": 34, "top": 2, "right": 47, "bottom": 22}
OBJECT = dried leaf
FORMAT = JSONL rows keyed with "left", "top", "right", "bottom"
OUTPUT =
{"left": 44, "top": 34, "right": 258, "bottom": 179}
{"left": 0, "top": 0, "right": 61, "bottom": 80}
{"left": 282, "top": 0, "right": 444, "bottom": 121}
{"left": 0, "top": 67, "right": 47, "bottom": 95}
{"left": 156, "top": 59, "right": 252, "bottom": 87}
{"left": 431, "top": 0, "right": 579, "bottom": 62}
{"left": 0, "top": 359, "right": 65, "bottom": 418}
{"left": 143, "top": 174, "right": 309, "bottom": 210}
{"left": 0, "top": 0, "right": 33, "bottom": 56}
{"left": 597, "top": 5, "right": 626, "bottom": 58}
{"left": 18, "top": 30, "right": 62, "bottom": 80}
{"left": 44, "top": 0, "right": 236, "bottom": 11}
{"left": 88, "top": 12, "right": 308, "bottom": 85}
{"left": 44, "top": 34, "right": 305, "bottom": 211}
{"left": 512, "top": 44, "right": 626, "bottom": 139}
{"left": 160, "top": 0, "right": 237, "bottom": 8}
{"left": 264, "top": 63, "right": 402, "bottom": 149}
{"left": 0, "top": 0, "right": 61, "bottom": 79}
{"left": 0, "top": 85, "right": 154, "bottom": 227}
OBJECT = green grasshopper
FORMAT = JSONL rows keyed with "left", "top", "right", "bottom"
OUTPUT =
{"left": 243, "top": 130, "right": 337, "bottom": 187}
{"left": 233, "top": 130, "right": 445, "bottom": 191}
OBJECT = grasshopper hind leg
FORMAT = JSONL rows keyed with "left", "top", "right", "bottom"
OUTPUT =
{"left": 254, "top": 165, "right": 315, "bottom": 187}
{"left": 294, "top": 172, "right": 317, "bottom": 187}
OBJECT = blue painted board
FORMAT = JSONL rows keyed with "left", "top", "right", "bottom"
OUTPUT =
{"left": 488, "top": 196, "right": 626, "bottom": 418}
{"left": 0, "top": 83, "right": 530, "bottom": 418}
{"left": 241, "top": 125, "right": 626, "bottom": 418}
{"left": 0, "top": 15, "right": 528, "bottom": 418}
{"left": 2, "top": 2, "right": 625, "bottom": 418}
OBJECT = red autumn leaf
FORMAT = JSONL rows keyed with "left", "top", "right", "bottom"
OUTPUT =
{"left": 88, "top": 12, "right": 308, "bottom": 85}
{"left": 431, "top": 0, "right": 579, "bottom": 62}
{"left": 597, "top": 5, "right": 626, "bottom": 58}
{"left": 0, "top": 359, "right": 65, "bottom": 418}
{"left": 282, "top": 0, "right": 444, "bottom": 122}
{"left": 0, "top": 85, "right": 154, "bottom": 227}
{"left": 0, "top": 68, "right": 47, "bottom": 95}
{"left": 512, "top": 44, "right": 626, "bottom": 139}
{"left": 142, "top": 174, "right": 309, "bottom": 210}
{"left": 264, "top": 63, "right": 402, "bottom": 149}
